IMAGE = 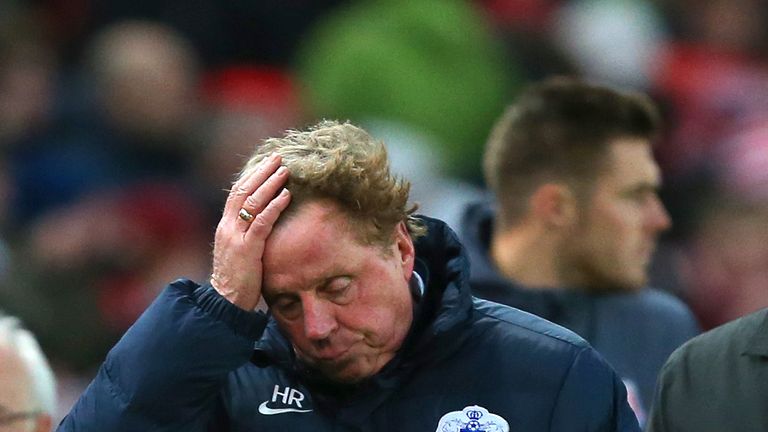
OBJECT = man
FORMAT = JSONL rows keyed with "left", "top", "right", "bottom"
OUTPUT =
{"left": 59, "top": 120, "right": 640, "bottom": 431}
{"left": 647, "top": 307, "right": 768, "bottom": 431}
{"left": 0, "top": 312, "right": 57, "bottom": 432}
{"left": 459, "top": 78, "right": 700, "bottom": 424}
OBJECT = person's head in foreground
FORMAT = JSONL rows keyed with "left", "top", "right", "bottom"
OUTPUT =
{"left": 0, "top": 313, "right": 56, "bottom": 432}
{"left": 484, "top": 76, "right": 671, "bottom": 292}
{"left": 235, "top": 120, "right": 425, "bottom": 383}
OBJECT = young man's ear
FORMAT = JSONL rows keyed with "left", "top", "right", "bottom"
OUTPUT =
{"left": 530, "top": 183, "right": 578, "bottom": 228}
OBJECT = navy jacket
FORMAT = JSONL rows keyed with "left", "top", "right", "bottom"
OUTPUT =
{"left": 59, "top": 217, "right": 640, "bottom": 432}
{"left": 458, "top": 201, "right": 700, "bottom": 423}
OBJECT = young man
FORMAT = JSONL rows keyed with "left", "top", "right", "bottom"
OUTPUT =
{"left": 59, "top": 120, "right": 639, "bottom": 431}
{"left": 459, "top": 78, "right": 700, "bottom": 424}
{"left": 0, "top": 312, "right": 57, "bottom": 432}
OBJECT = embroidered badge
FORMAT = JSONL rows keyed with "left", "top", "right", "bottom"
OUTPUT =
{"left": 258, "top": 385, "right": 313, "bottom": 416}
{"left": 435, "top": 405, "right": 509, "bottom": 432}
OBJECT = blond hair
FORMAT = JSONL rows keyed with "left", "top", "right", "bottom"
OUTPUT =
{"left": 240, "top": 120, "right": 425, "bottom": 245}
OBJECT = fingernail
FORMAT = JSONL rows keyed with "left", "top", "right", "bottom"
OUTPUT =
{"left": 280, "top": 188, "right": 290, "bottom": 197}
{"left": 277, "top": 166, "right": 288, "bottom": 175}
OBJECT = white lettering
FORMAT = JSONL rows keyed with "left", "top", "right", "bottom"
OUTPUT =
{"left": 288, "top": 388, "right": 305, "bottom": 408}
{"left": 271, "top": 385, "right": 290, "bottom": 404}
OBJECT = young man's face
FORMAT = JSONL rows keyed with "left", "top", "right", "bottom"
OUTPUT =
{"left": 262, "top": 200, "right": 415, "bottom": 383}
{"left": 563, "top": 138, "right": 671, "bottom": 291}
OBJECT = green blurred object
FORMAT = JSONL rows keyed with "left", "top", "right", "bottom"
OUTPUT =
{"left": 297, "top": 0, "right": 521, "bottom": 180}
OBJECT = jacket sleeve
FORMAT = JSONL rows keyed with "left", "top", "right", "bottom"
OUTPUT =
{"left": 548, "top": 347, "right": 641, "bottom": 432}
{"left": 57, "top": 279, "right": 268, "bottom": 432}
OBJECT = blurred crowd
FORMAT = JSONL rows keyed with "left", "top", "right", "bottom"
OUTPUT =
{"left": 1, "top": 0, "right": 768, "bottom": 422}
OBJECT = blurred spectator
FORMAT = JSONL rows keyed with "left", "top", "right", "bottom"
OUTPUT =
{"left": 297, "top": 0, "right": 519, "bottom": 181}
{"left": 7, "top": 19, "right": 203, "bottom": 227}
{"left": 87, "top": 20, "right": 200, "bottom": 148}
{"left": 718, "top": 117, "right": 768, "bottom": 201}
{"left": 0, "top": 312, "right": 56, "bottom": 432}
{"left": 82, "top": 0, "right": 349, "bottom": 68}
{"left": 680, "top": 195, "right": 768, "bottom": 330}
{"left": 651, "top": 0, "right": 768, "bottom": 220}
{"left": 645, "top": 0, "right": 768, "bottom": 328}
{"left": 8, "top": 182, "right": 211, "bottom": 373}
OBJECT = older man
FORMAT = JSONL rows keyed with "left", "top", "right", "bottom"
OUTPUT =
{"left": 0, "top": 313, "right": 57, "bottom": 432}
{"left": 59, "top": 120, "right": 639, "bottom": 431}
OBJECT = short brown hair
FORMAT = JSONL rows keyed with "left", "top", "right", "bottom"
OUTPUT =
{"left": 484, "top": 77, "right": 661, "bottom": 227}
{"left": 240, "top": 120, "right": 425, "bottom": 245}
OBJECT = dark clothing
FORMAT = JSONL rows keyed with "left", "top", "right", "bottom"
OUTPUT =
{"left": 59, "top": 217, "right": 640, "bottom": 432}
{"left": 647, "top": 308, "right": 768, "bottom": 432}
{"left": 459, "top": 202, "right": 700, "bottom": 422}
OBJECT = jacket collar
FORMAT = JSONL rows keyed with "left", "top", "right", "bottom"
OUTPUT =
{"left": 742, "top": 309, "right": 768, "bottom": 357}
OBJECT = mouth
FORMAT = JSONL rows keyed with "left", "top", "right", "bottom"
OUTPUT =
{"left": 314, "top": 346, "right": 352, "bottom": 362}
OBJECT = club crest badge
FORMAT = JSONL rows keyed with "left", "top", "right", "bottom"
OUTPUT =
{"left": 435, "top": 405, "right": 509, "bottom": 432}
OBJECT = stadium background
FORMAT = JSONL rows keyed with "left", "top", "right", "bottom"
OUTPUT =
{"left": 1, "top": 0, "right": 767, "bottom": 421}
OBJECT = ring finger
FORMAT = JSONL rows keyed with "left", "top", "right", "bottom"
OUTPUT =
{"left": 224, "top": 154, "right": 280, "bottom": 219}
{"left": 238, "top": 165, "right": 290, "bottom": 227}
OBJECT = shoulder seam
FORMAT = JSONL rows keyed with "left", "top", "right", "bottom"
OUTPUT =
{"left": 474, "top": 303, "right": 587, "bottom": 349}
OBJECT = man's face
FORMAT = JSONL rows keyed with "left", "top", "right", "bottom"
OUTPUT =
{"left": 262, "top": 201, "right": 415, "bottom": 383}
{"left": 562, "top": 138, "right": 671, "bottom": 291}
{"left": 0, "top": 346, "right": 36, "bottom": 432}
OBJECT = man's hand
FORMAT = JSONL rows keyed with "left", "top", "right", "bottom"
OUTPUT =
{"left": 210, "top": 153, "right": 291, "bottom": 310}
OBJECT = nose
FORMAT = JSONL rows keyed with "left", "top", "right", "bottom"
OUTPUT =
{"left": 647, "top": 195, "right": 672, "bottom": 233}
{"left": 302, "top": 297, "right": 337, "bottom": 341}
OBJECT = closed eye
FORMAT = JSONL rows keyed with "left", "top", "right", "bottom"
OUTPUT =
{"left": 272, "top": 297, "right": 302, "bottom": 320}
{"left": 322, "top": 277, "right": 353, "bottom": 303}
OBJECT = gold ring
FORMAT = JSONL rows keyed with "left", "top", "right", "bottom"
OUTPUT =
{"left": 238, "top": 208, "right": 255, "bottom": 222}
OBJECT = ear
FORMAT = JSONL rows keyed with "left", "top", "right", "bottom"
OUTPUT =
{"left": 394, "top": 221, "right": 416, "bottom": 279}
{"left": 529, "top": 183, "right": 578, "bottom": 228}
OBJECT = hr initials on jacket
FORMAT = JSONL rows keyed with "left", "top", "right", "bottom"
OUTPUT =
{"left": 258, "top": 385, "right": 313, "bottom": 415}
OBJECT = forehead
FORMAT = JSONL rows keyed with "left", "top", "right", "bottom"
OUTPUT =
{"left": 599, "top": 138, "right": 660, "bottom": 185}
{"left": 262, "top": 201, "right": 368, "bottom": 293}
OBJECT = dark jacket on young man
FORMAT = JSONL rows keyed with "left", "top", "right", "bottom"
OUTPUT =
{"left": 58, "top": 217, "right": 640, "bottom": 432}
{"left": 648, "top": 307, "right": 768, "bottom": 432}
{"left": 458, "top": 202, "right": 700, "bottom": 425}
